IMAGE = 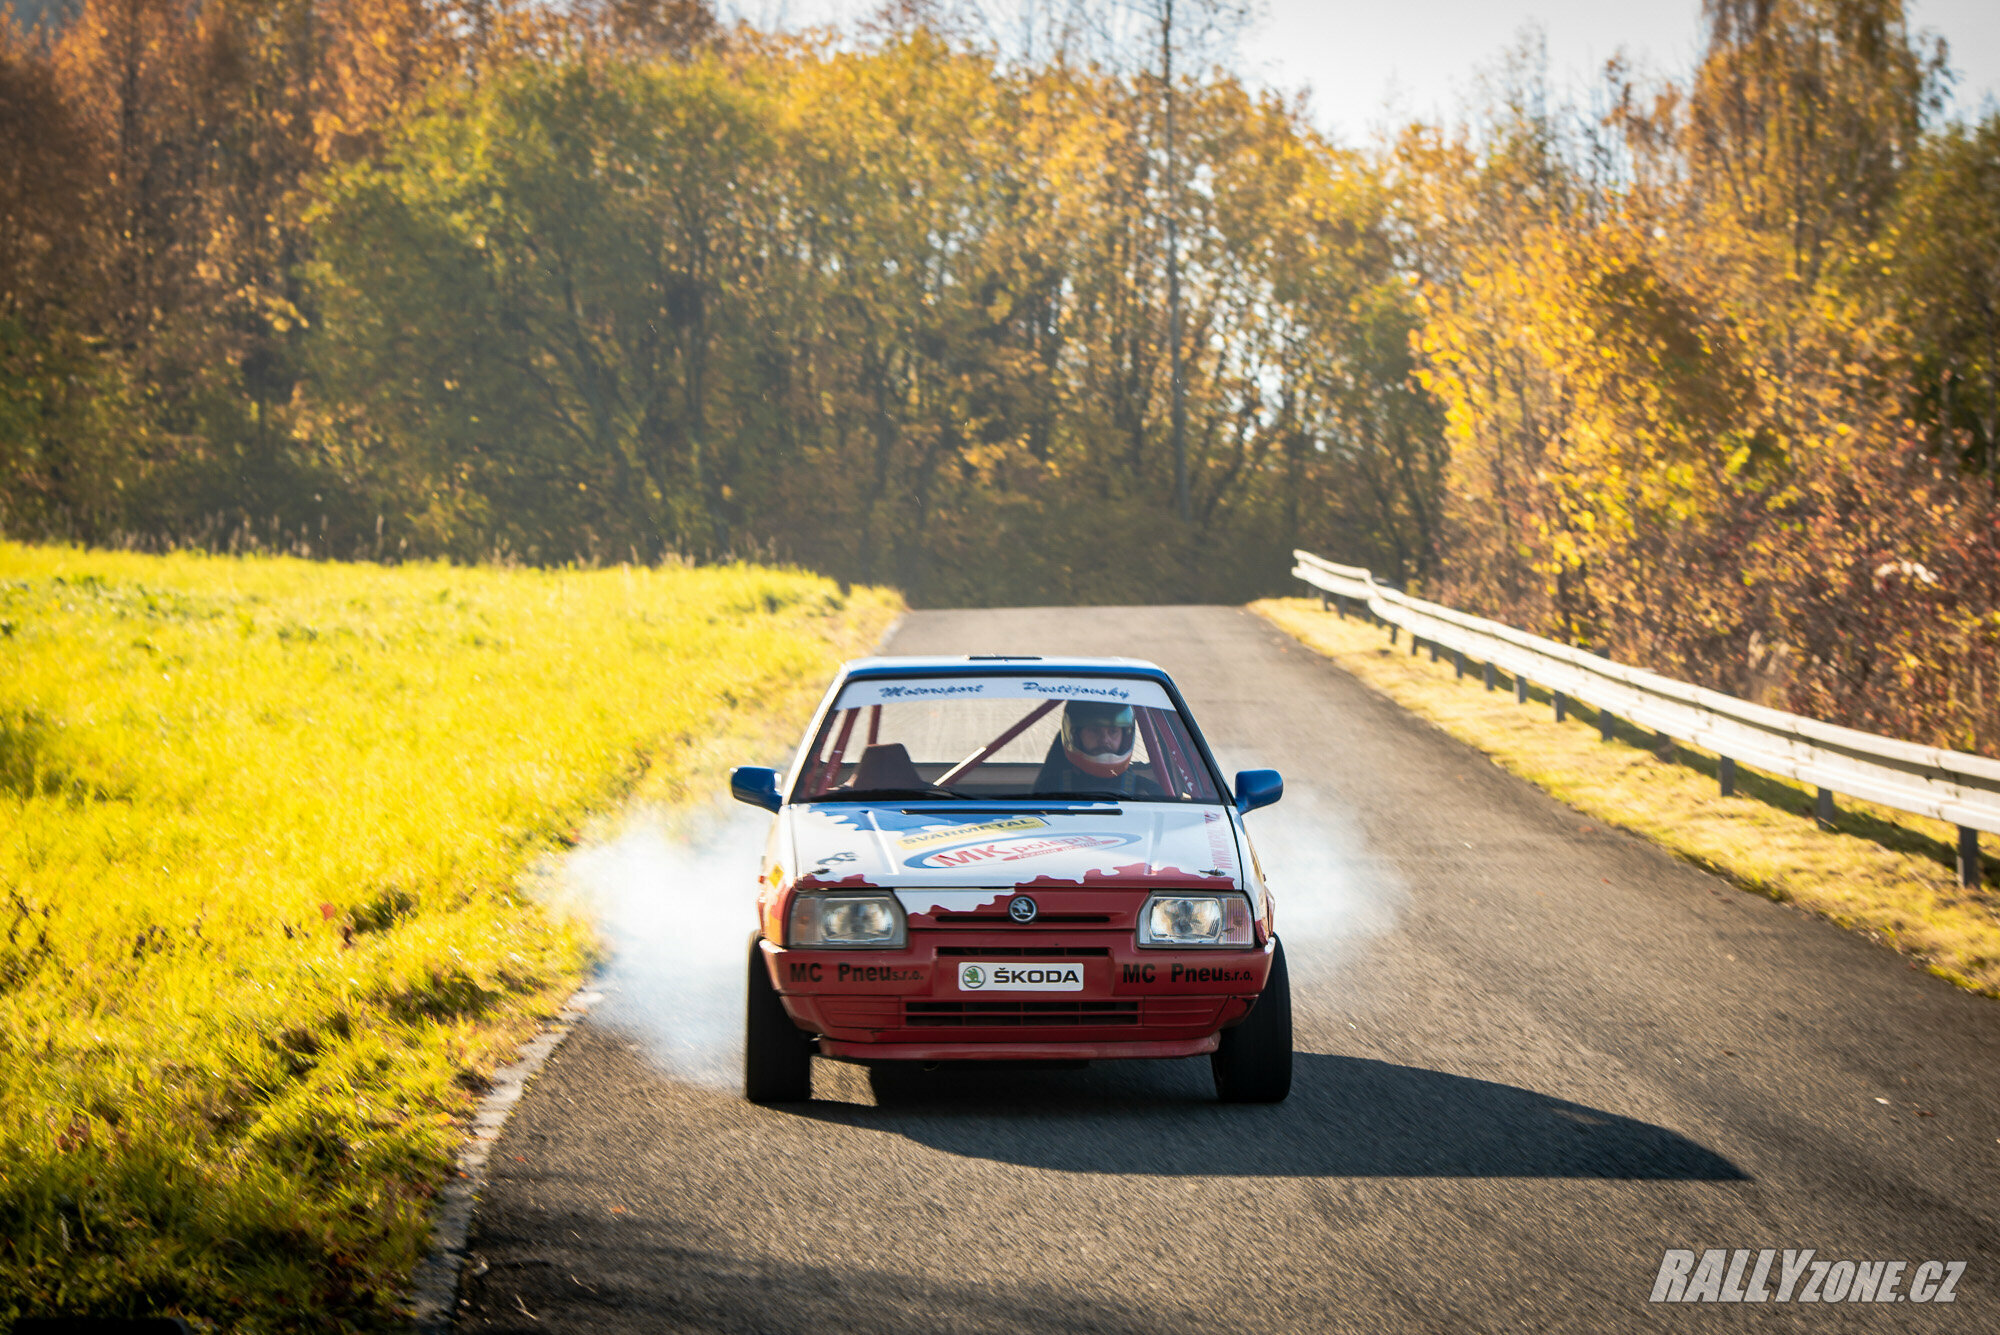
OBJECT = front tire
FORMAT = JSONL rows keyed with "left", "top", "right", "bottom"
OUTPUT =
{"left": 745, "top": 940, "right": 812, "bottom": 1103}
{"left": 1212, "top": 938, "right": 1292, "bottom": 1103}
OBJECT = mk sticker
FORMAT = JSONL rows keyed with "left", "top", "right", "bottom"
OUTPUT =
{"left": 906, "top": 832, "right": 1138, "bottom": 870}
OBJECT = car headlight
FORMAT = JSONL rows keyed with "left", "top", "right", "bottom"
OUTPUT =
{"left": 1137, "top": 893, "right": 1254, "bottom": 947}
{"left": 788, "top": 892, "right": 906, "bottom": 949}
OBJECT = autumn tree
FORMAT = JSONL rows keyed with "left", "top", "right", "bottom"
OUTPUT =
{"left": 1882, "top": 114, "right": 2000, "bottom": 476}
{"left": 1409, "top": 1, "right": 2000, "bottom": 752}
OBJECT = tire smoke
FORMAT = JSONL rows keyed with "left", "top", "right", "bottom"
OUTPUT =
{"left": 550, "top": 801, "right": 771, "bottom": 1089}
{"left": 549, "top": 767, "right": 1398, "bottom": 1089}
{"left": 1215, "top": 752, "right": 1406, "bottom": 982}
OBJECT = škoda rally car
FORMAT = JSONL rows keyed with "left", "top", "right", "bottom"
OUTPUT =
{"left": 729, "top": 656, "right": 1291, "bottom": 1103}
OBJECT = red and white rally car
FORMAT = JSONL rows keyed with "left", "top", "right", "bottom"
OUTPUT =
{"left": 729, "top": 655, "right": 1291, "bottom": 1103}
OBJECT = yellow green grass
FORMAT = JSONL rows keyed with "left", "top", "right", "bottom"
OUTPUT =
{"left": 1254, "top": 597, "right": 2000, "bottom": 996}
{"left": 0, "top": 543, "right": 899, "bottom": 1330}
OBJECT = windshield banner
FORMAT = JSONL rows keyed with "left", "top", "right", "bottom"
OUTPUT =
{"left": 833, "top": 675, "right": 1175, "bottom": 711}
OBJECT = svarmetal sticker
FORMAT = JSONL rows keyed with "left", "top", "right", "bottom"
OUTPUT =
{"left": 957, "top": 962, "right": 1084, "bottom": 992}
{"left": 895, "top": 816, "right": 1048, "bottom": 851}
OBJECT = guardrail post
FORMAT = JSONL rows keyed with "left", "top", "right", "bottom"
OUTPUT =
{"left": 1959, "top": 827, "right": 1982, "bottom": 889}
{"left": 1483, "top": 661, "right": 1496, "bottom": 692}
{"left": 1816, "top": 787, "right": 1836, "bottom": 828}
{"left": 1429, "top": 640, "right": 1440, "bottom": 664}
{"left": 1515, "top": 675, "right": 1527, "bottom": 704}
{"left": 1599, "top": 706, "right": 1615, "bottom": 741}
{"left": 1410, "top": 635, "right": 1420, "bottom": 657}
{"left": 1653, "top": 730, "right": 1673, "bottom": 760}
{"left": 1719, "top": 757, "right": 1736, "bottom": 797}
{"left": 1554, "top": 691, "right": 1567, "bottom": 723}
{"left": 1454, "top": 649, "right": 1466, "bottom": 680}
{"left": 1320, "top": 592, "right": 1331, "bottom": 612}
{"left": 1388, "top": 624, "right": 1398, "bottom": 646}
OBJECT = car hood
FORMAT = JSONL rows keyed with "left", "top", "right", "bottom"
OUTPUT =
{"left": 785, "top": 802, "right": 1243, "bottom": 899}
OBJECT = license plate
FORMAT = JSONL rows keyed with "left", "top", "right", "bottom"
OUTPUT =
{"left": 956, "top": 961, "right": 1084, "bottom": 992}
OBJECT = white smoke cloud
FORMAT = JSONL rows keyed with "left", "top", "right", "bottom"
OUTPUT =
{"left": 547, "top": 763, "right": 1398, "bottom": 1088}
{"left": 550, "top": 800, "right": 772, "bottom": 1088}
{"left": 1212, "top": 751, "right": 1406, "bottom": 983}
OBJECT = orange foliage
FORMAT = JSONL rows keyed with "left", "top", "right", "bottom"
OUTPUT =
{"left": 1411, "top": 2, "right": 2000, "bottom": 756}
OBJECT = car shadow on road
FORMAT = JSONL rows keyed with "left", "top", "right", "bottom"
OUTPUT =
{"left": 796, "top": 1052, "right": 1746, "bottom": 1181}
{"left": 460, "top": 1232, "right": 1165, "bottom": 1335}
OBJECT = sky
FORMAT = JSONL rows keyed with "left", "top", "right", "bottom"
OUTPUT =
{"left": 726, "top": 0, "right": 2000, "bottom": 142}
{"left": 1234, "top": 0, "right": 1999, "bottom": 143}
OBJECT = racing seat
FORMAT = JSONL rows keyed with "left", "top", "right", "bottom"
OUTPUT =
{"left": 1031, "top": 735, "right": 1073, "bottom": 793}
{"left": 851, "top": 742, "right": 926, "bottom": 792}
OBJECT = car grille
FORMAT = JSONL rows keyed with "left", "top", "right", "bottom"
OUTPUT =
{"left": 1143, "top": 998, "right": 1225, "bottom": 1027}
{"left": 932, "top": 946, "right": 1110, "bottom": 957}
{"left": 818, "top": 998, "right": 903, "bottom": 1029}
{"left": 932, "top": 912, "right": 1113, "bottom": 926}
{"left": 903, "top": 1000, "right": 1140, "bottom": 1027}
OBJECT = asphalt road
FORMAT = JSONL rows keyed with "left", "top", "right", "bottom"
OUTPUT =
{"left": 456, "top": 605, "right": 2000, "bottom": 1333}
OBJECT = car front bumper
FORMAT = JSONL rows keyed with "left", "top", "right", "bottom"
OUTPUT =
{"left": 760, "top": 933, "right": 1273, "bottom": 1060}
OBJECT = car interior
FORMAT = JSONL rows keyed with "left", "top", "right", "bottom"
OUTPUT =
{"left": 798, "top": 697, "right": 1218, "bottom": 802}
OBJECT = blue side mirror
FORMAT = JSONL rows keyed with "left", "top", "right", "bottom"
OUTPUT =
{"left": 730, "top": 766, "right": 783, "bottom": 813}
{"left": 1234, "top": 769, "right": 1283, "bottom": 815}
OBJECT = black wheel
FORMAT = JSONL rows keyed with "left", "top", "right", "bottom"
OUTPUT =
{"left": 745, "top": 939, "right": 813, "bottom": 1103}
{"left": 1212, "top": 938, "right": 1292, "bottom": 1103}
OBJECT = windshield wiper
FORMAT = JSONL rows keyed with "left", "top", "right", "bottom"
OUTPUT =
{"left": 820, "top": 785, "right": 972, "bottom": 802}
{"left": 1026, "top": 789, "right": 1146, "bottom": 802}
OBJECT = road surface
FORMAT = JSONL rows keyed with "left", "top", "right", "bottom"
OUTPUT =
{"left": 454, "top": 605, "right": 2000, "bottom": 1332}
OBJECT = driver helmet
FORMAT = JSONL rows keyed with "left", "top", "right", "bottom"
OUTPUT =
{"left": 1060, "top": 700, "right": 1137, "bottom": 778}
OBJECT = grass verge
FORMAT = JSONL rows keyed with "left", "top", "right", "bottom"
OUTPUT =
{"left": 1253, "top": 597, "right": 2000, "bottom": 997}
{"left": 0, "top": 543, "right": 899, "bottom": 1331}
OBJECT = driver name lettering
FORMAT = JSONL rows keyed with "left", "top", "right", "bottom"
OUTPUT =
{"left": 874, "top": 683, "right": 986, "bottom": 699}
{"left": 1020, "top": 679, "right": 1131, "bottom": 701}
{"left": 1203, "top": 809, "right": 1237, "bottom": 872}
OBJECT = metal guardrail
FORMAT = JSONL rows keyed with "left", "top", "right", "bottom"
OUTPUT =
{"left": 1293, "top": 549, "right": 1999, "bottom": 887}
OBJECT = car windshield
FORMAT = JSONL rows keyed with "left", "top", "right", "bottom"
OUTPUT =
{"left": 793, "top": 675, "right": 1222, "bottom": 803}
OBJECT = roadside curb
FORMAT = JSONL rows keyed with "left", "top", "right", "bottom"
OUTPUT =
{"left": 406, "top": 604, "right": 900, "bottom": 1329}
{"left": 407, "top": 983, "right": 604, "bottom": 1333}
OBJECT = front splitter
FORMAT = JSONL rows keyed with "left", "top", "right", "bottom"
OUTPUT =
{"left": 817, "top": 1034, "right": 1220, "bottom": 1062}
